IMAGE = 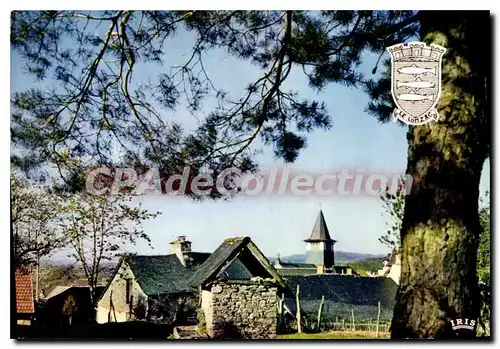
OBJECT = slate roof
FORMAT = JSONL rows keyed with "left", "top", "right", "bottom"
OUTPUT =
{"left": 305, "top": 210, "right": 336, "bottom": 242}
{"left": 283, "top": 275, "right": 397, "bottom": 309}
{"left": 125, "top": 252, "right": 210, "bottom": 295}
{"left": 189, "top": 237, "right": 286, "bottom": 288}
{"left": 15, "top": 269, "right": 35, "bottom": 314}
{"left": 47, "top": 285, "right": 106, "bottom": 300}
{"left": 40, "top": 285, "right": 106, "bottom": 324}
{"left": 277, "top": 262, "right": 317, "bottom": 268}
{"left": 219, "top": 256, "right": 253, "bottom": 280}
{"left": 276, "top": 268, "right": 318, "bottom": 277}
{"left": 189, "top": 237, "right": 250, "bottom": 287}
{"left": 46, "top": 285, "right": 71, "bottom": 299}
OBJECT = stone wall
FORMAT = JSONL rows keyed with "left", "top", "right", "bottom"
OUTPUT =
{"left": 202, "top": 281, "right": 278, "bottom": 339}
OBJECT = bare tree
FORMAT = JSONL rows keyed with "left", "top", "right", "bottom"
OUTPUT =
{"left": 58, "top": 193, "right": 160, "bottom": 309}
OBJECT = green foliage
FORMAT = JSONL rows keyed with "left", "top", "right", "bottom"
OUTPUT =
{"left": 381, "top": 185, "right": 491, "bottom": 288}
{"left": 348, "top": 258, "right": 385, "bottom": 275}
{"left": 39, "top": 264, "right": 78, "bottom": 296}
{"left": 10, "top": 11, "right": 419, "bottom": 195}
{"left": 477, "top": 192, "right": 490, "bottom": 336}
{"left": 63, "top": 295, "right": 78, "bottom": 316}
{"left": 379, "top": 177, "right": 407, "bottom": 254}
{"left": 381, "top": 185, "right": 492, "bottom": 336}
{"left": 196, "top": 308, "right": 207, "bottom": 335}
{"left": 477, "top": 192, "right": 490, "bottom": 286}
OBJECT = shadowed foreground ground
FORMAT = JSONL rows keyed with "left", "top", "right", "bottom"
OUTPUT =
{"left": 276, "top": 331, "right": 391, "bottom": 339}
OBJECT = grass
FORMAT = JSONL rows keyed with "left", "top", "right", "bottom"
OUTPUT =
{"left": 276, "top": 331, "right": 391, "bottom": 339}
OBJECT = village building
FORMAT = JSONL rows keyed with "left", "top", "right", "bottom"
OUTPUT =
{"left": 96, "top": 236, "right": 210, "bottom": 324}
{"left": 38, "top": 282, "right": 106, "bottom": 328}
{"left": 271, "top": 211, "right": 398, "bottom": 325}
{"left": 371, "top": 251, "right": 402, "bottom": 285}
{"left": 15, "top": 268, "right": 35, "bottom": 326}
{"left": 188, "top": 236, "right": 288, "bottom": 339}
{"left": 96, "top": 235, "right": 287, "bottom": 339}
{"left": 273, "top": 210, "right": 356, "bottom": 276}
{"left": 91, "top": 210, "right": 398, "bottom": 338}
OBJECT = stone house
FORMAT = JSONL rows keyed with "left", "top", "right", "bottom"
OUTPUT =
{"left": 94, "top": 210, "right": 398, "bottom": 336}
{"left": 188, "top": 237, "right": 288, "bottom": 339}
{"left": 96, "top": 236, "right": 210, "bottom": 324}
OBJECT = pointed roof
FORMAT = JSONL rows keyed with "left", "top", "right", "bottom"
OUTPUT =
{"left": 189, "top": 237, "right": 286, "bottom": 288}
{"left": 304, "top": 210, "right": 337, "bottom": 242}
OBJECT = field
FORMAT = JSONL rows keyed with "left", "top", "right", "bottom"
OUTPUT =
{"left": 276, "top": 331, "right": 391, "bottom": 339}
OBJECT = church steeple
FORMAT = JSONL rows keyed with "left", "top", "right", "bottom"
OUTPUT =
{"left": 304, "top": 210, "right": 337, "bottom": 269}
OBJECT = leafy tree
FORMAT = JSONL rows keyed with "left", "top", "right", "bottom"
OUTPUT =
{"left": 385, "top": 13, "right": 489, "bottom": 338}
{"left": 347, "top": 258, "right": 385, "bottom": 276}
{"left": 379, "top": 177, "right": 407, "bottom": 255}
{"left": 38, "top": 264, "right": 78, "bottom": 298}
{"left": 11, "top": 11, "right": 490, "bottom": 337}
{"left": 477, "top": 192, "right": 490, "bottom": 336}
{"left": 11, "top": 171, "right": 66, "bottom": 267}
{"left": 381, "top": 187, "right": 491, "bottom": 337}
{"left": 57, "top": 194, "right": 160, "bottom": 307}
{"left": 368, "top": 12, "right": 489, "bottom": 337}
{"left": 477, "top": 192, "right": 490, "bottom": 286}
{"left": 63, "top": 294, "right": 78, "bottom": 325}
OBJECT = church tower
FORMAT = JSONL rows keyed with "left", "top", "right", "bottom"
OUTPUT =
{"left": 304, "top": 210, "right": 337, "bottom": 269}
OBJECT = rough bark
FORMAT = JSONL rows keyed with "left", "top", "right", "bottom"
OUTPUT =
{"left": 391, "top": 11, "right": 490, "bottom": 339}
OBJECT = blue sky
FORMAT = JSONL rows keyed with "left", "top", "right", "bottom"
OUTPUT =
{"left": 11, "top": 18, "right": 491, "bottom": 259}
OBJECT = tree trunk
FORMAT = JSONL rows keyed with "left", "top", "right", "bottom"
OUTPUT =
{"left": 391, "top": 11, "right": 490, "bottom": 338}
{"left": 89, "top": 282, "right": 97, "bottom": 323}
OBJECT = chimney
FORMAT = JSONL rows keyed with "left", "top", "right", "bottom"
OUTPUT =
{"left": 169, "top": 236, "right": 192, "bottom": 266}
{"left": 169, "top": 236, "right": 191, "bottom": 254}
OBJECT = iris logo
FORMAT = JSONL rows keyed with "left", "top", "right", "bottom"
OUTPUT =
{"left": 450, "top": 318, "right": 476, "bottom": 331}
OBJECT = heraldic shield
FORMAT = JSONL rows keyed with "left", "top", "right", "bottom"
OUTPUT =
{"left": 387, "top": 42, "right": 446, "bottom": 125}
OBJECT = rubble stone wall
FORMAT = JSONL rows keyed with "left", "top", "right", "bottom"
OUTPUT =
{"left": 203, "top": 282, "right": 278, "bottom": 339}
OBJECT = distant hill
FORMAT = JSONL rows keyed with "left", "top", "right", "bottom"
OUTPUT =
{"left": 270, "top": 251, "right": 386, "bottom": 265}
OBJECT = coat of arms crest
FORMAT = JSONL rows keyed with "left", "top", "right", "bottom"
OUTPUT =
{"left": 387, "top": 42, "right": 447, "bottom": 125}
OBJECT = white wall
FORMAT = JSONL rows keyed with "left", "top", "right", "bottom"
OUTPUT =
{"left": 96, "top": 261, "right": 149, "bottom": 324}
